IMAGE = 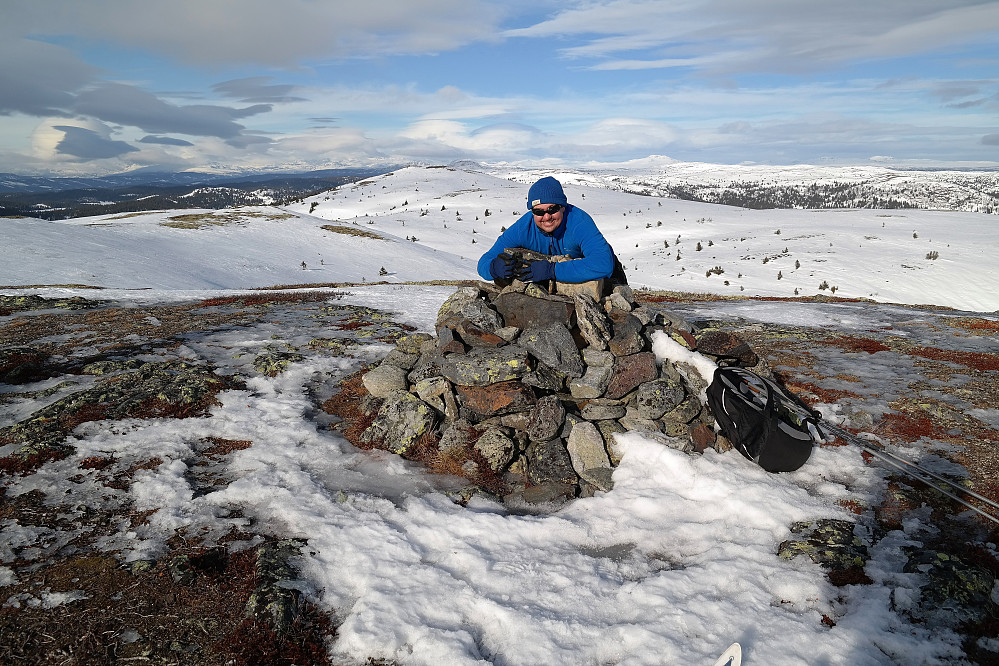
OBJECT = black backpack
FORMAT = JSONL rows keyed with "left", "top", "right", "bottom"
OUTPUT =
{"left": 706, "top": 367, "right": 823, "bottom": 472}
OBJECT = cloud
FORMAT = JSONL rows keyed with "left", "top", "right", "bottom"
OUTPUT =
{"left": 73, "top": 83, "right": 271, "bottom": 139}
{"left": 139, "top": 136, "right": 195, "bottom": 147}
{"left": 0, "top": 38, "right": 98, "bottom": 116}
{"left": 212, "top": 78, "right": 308, "bottom": 104}
{"left": 53, "top": 125, "right": 139, "bottom": 159}
{"left": 4, "top": 1, "right": 507, "bottom": 67}
{"left": 507, "top": 1, "right": 999, "bottom": 75}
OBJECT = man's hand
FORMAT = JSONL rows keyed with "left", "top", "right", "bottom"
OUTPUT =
{"left": 489, "top": 252, "right": 518, "bottom": 280}
{"left": 517, "top": 260, "right": 555, "bottom": 283}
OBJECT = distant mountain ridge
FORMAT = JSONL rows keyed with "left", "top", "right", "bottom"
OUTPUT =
{"left": 485, "top": 163, "right": 999, "bottom": 214}
{"left": 0, "top": 167, "right": 396, "bottom": 219}
{"left": 3, "top": 161, "right": 998, "bottom": 219}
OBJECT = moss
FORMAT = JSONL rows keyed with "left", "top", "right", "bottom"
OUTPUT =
{"left": 319, "top": 224, "right": 386, "bottom": 240}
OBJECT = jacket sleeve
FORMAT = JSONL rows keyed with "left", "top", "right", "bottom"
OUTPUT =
{"left": 477, "top": 216, "right": 531, "bottom": 280}
{"left": 552, "top": 211, "right": 615, "bottom": 283}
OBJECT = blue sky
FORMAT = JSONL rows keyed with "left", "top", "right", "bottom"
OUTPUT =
{"left": 1, "top": 0, "right": 997, "bottom": 175}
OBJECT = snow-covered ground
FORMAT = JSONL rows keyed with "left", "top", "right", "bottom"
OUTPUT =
{"left": 2, "top": 165, "right": 999, "bottom": 664}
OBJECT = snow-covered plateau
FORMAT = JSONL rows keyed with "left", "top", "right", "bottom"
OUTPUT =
{"left": 1, "top": 164, "right": 998, "bottom": 665}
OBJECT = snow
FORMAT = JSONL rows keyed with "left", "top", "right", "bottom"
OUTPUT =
{"left": 2, "top": 164, "right": 998, "bottom": 664}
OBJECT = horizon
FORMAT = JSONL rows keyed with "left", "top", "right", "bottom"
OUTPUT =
{"left": 2, "top": 1, "right": 998, "bottom": 177}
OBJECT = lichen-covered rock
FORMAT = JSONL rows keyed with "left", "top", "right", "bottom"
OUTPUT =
{"left": 659, "top": 395, "right": 704, "bottom": 435}
{"left": 359, "top": 390, "right": 436, "bottom": 455}
{"left": 362, "top": 363, "right": 410, "bottom": 398}
{"left": 581, "top": 348, "right": 615, "bottom": 367}
{"left": 435, "top": 287, "right": 484, "bottom": 328}
{"left": 526, "top": 438, "right": 577, "bottom": 487}
{"left": 619, "top": 409, "right": 661, "bottom": 434}
{"left": 0, "top": 360, "right": 237, "bottom": 455}
{"left": 408, "top": 353, "right": 446, "bottom": 384}
{"left": 245, "top": 539, "right": 305, "bottom": 633}
{"left": 526, "top": 394, "right": 566, "bottom": 443}
{"left": 903, "top": 550, "right": 997, "bottom": 627}
{"left": 381, "top": 348, "right": 421, "bottom": 370}
{"left": 520, "top": 323, "right": 584, "bottom": 379}
{"left": 635, "top": 378, "right": 686, "bottom": 420}
{"left": 440, "top": 346, "right": 531, "bottom": 387}
{"left": 778, "top": 519, "right": 869, "bottom": 571}
{"left": 439, "top": 418, "right": 480, "bottom": 455}
{"left": 79, "top": 358, "right": 147, "bottom": 376}
{"left": 0, "top": 294, "right": 102, "bottom": 313}
{"left": 393, "top": 333, "right": 435, "bottom": 355}
{"left": 0, "top": 347, "right": 53, "bottom": 383}
{"left": 475, "top": 428, "right": 516, "bottom": 472}
{"left": 414, "top": 375, "right": 458, "bottom": 419}
{"left": 521, "top": 363, "right": 566, "bottom": 392}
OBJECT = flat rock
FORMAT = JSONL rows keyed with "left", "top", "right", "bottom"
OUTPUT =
{"left": 568, "top": 365, "right": 613, "bottom": 400}
{"left": 520, "top": 323, "right": 584, "bottom": 379}
{"left": 493, "top": 292, "right": 575, "bottom": 331}
{"left": 605, "top": 352, "right": 659, "bottom": 400}
{"left": 456, "top": 380, "right": 536, "bottom": 418}
{"left": 580, "top": 398, "right": 627, "bottom": 421}
{"left": 566, "top": 420, "right": 611, "bottom": 483}
{"left": 441, "top": 346, "right": 531, "bottom": 387}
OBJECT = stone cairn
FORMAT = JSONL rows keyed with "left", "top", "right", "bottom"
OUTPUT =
{"left": 353, "top": 273, "right": 759, "bottom": 508}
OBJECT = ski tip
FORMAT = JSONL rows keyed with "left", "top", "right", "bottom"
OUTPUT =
{"left": 711, "top": 642, "right": 742, "bottom": 666}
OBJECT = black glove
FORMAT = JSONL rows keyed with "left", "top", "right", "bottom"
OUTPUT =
{"left": 517, "top": 259, "right": 555, "bottom": 283}
{"left": 489, "top": 252, "right": 519, "bottom": 280}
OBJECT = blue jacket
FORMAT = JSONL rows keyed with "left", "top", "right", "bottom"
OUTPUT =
{"left": 476, "top": 204, "right": 615, "bottom": 283}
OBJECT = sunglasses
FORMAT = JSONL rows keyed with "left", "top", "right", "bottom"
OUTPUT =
{"left": 531, "top": 204, "right": 562, "bottom": 217}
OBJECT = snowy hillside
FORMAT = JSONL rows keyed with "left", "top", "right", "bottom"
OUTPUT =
{"left": 2, "top": 164, "right": 996, "bottom": 312}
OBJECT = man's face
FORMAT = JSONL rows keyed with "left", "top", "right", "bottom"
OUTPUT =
{"left": 532, "top": 203, "right": 563, "bottom": 234}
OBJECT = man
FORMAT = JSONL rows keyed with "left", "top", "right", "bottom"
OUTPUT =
{"left": 477, "top": 176, "right": 621, "bottom": 285}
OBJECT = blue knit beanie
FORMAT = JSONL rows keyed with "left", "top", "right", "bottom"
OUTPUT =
{"left": 527, "top": 176, "right": 568, "bottom": 208}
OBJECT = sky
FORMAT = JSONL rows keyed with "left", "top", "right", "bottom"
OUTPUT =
{"left": 1, "top": 0, "right": 998, "bottom": 176}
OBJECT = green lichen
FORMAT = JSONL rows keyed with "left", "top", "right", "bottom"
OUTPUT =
{"left": 778, "top": 519, "right": 869, "bottom": 570}
{"left": 0, "top": 294, "right": 103, "bottom": 313}
{"left": 252, "top": 347, "right": 305, "bottom": 377}
{"left": 0, "top": 361, "right": 238, "bottom": 457}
